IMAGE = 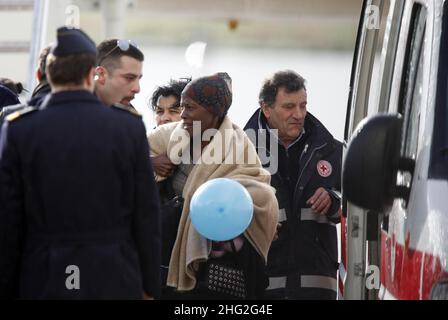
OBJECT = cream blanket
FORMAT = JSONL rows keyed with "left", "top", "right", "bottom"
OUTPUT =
{"left": 148, "top": 117, "right": 279, "bottom": 291}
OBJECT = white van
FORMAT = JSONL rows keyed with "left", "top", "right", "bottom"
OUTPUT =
{"left": 341, "top": 0, "right": 448, "bottom": 299}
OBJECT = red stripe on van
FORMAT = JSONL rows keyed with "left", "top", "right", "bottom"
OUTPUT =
{"left": 381, "top": 231, "right": 447, "bottom": 299}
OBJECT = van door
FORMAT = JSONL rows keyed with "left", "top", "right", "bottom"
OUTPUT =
{"left": 381, "top": 0, "right": 448, "bottom": 300}
{"left": 343, "top": 0, "right": 402, "bottom": 300}
{"left": 343, "top": 0, "right": 448, "bottom": 300}
{"left": 379, "top": 0, "right": 430, "bottom": 299}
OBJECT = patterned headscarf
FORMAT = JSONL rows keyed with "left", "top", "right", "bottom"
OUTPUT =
{"left": 182, "top": 72, "right": 232, "bottom": 118}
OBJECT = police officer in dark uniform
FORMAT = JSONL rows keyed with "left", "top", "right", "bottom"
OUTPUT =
{"left": 0, "top": 27, "right": 161, "bottom": 299}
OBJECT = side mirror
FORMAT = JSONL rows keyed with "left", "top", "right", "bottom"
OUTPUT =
{"left": 343, "top": 113, "right": 403, "bottom": 212}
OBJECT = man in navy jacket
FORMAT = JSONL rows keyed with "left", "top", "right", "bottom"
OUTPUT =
{"left": 244, "top": 70, "right": 342, "bottom": 299}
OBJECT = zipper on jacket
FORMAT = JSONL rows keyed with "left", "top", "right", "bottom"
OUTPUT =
{"left": 299, "top": 144, "right": 309, "bottom": 163}
{"left": 294, "top": 142, "right": 327, "bottom": 198}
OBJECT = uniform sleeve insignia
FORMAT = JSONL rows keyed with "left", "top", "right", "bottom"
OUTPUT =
{"left": 112, "top": 103, "right": 142, "bottom": 118}
{"left": 5, "top": 106, "right": 37, "bottom": 122}
{"left": 317, "top": 160, "right": 332, "bottom": 177}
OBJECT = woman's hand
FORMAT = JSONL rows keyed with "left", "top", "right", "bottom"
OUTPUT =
{"left": 142, "top": 292, "right": 154, "bottom": 300}
{"left": 151, "top": 154, "right": 176, "bottom": 177}
{"left": 273, "top": 222, "right": 282, "bottom": 241}
{"left": 209, "top": 236, "right": 244, "bottom": 258}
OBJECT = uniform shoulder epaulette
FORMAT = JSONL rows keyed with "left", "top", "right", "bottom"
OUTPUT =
{"left": 5, "top": 106, "right": 37, "bottom": 122}
{"left": 112, "top": 104, "right": 142, "bottom": 118}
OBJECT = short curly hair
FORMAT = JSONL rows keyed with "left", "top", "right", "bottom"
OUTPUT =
{"left": 259, "top": 70, "right": 306, "bottom": 107}
{"left": 150, "top": 77, "right": 191, "bottom": 111}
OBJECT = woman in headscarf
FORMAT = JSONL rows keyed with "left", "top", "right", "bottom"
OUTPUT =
{"left": 148, "top": 72, "right": 278, "bottom": 299}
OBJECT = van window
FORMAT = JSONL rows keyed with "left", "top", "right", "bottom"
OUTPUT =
{"left": 430, "top": 1, "right": 448, "bottom": 179}
{"left": 366, "top": 0, "right": 392, "bottom": 116}
{"left": 398, "top": 5, "right": 427, "bottom": 162}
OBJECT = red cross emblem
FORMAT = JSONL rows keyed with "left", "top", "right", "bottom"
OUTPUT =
{"left": 317, "top": 160, "right": 332, "bottom": 177}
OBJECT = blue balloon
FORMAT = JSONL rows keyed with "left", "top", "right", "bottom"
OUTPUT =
{"left": 190, "top": 178, "right": 253, "bottom": 241}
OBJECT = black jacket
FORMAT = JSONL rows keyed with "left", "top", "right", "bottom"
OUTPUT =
{"left": 244, "top": 108, "right": 342, "bottom": 299}
{"left": 0, "top": 90, "right": 161, "bottom": 299}
{"left": 28, "top": 81, "right": 51, "bottom": 107}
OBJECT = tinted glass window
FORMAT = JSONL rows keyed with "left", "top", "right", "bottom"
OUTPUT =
{"left": 398, "top": 5, "right": 427, "bottom": 162}
{"left": 430, "top": 2, "right": 448, "bottom": 179}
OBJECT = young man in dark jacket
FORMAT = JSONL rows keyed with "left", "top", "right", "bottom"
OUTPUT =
{"left": 244, "top": 70, "right": 342, "bottom": 300}
{"left": 94, "top": 39, "right": 144, "bottom": 114}
{"left": 0, "top": 27, "right": 161, "bottom": 300}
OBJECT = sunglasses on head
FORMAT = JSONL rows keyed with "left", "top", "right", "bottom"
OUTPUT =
{"left": 98, "top": 39, "right": 140, "bottom": 65}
